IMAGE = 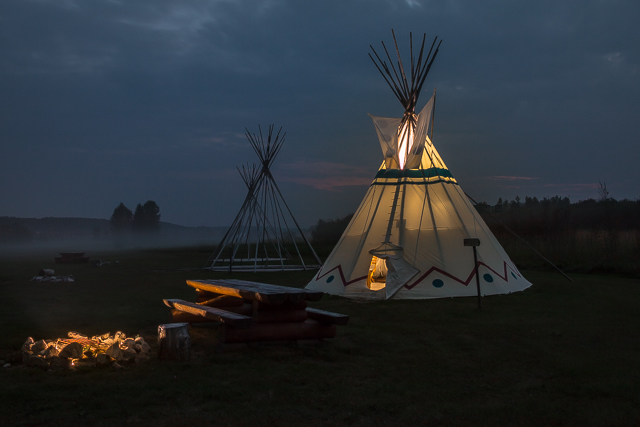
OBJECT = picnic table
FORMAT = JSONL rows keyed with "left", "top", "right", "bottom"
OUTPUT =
{"left": 55, "top": 252, "right": 90, "bottom": 263}
{"left": 163, "top": 279, "right": 348, "bottom": 345}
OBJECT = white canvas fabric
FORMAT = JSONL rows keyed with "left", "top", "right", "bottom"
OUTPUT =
{"left": 383, "top": 256, "right": 421, "bottom": 299}
{"left": 371, "top": 94, "right": 435, "bottom": 171}
{"left": 405, "top": 95, "right": 434, "bottom": 169}
{"left": 306, "top": 100, "right": 532, "bottom": 300}
{"left": 368, "top": 242, "right": 420, "bottom": 299}
{"left": 371, "top": 115, "right": 402, "bottom": 169}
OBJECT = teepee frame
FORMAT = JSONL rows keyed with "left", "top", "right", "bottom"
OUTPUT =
{"left": 369, "top": 30, "right": 442, "bottom": 166}
{"left": 206, "top": 125, "right": 321, "bottom": 272}
{"left": 369, "top": 29, "right": 441, "bottom": 114}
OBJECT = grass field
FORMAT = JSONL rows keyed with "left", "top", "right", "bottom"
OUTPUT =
{"left": 1, "top": 246, "right": 639, "bottom": 426}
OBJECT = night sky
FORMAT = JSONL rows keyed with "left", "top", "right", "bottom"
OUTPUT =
{"left": 1, "top": 1, "right": 639, "bottom": 227}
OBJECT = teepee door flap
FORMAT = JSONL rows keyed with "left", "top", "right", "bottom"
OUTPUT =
{"left": 369, "top": 243, "right": 420, "bottom": 300}
{"left": 383, "top": 256, "right": 420, "bottom": 299}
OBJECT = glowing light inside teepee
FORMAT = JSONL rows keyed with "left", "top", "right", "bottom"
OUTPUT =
{"left": 397, "top": 119, "right": 415, "bottom": 170}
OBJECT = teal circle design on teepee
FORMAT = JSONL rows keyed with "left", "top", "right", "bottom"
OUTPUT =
{"left": 432, "top": 279, "right": 444, "bottom": 288}
{"left": 511, "top": 272, "right": 517, "bottom": 279}
{"left": 483, "top": 273, "right": 494, "bottom": 283}
{"left": 326, "top": 275, "right": 335, "bottom": 283}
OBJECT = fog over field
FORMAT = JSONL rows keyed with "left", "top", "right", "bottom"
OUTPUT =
{"left": 0, "top": 216, "right": 228, "bottom": 255}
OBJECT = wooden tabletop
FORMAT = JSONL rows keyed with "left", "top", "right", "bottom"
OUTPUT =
{"left": 186, "top": 279, "right": 324, "bottom": 305}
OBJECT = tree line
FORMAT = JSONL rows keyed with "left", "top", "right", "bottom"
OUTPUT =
{"left": 477, "top": 195, "right": 640, "bottom": 237}
{"left": 309, "top": 194, "right": 640, "bottom": 246}
{"left": 110, "top": 201, "right": 161, "bottom": 235}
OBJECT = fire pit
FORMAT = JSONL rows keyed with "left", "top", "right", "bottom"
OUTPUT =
{"left": 17, "top": 331, "right": 151, "bottom": 370}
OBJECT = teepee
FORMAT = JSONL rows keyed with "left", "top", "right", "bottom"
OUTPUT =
{"left": 206, "top": 125, "right": 322, "bottom": 272}
{"left": 306, "top": 32, "right": 532, "bottom": 299}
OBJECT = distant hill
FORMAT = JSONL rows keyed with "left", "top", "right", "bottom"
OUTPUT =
{"left": 0, "top": 216, "right": 227, "bottom": 249}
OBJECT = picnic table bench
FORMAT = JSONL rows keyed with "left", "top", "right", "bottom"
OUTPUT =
{"left": 163, "top": 279, "right": 348, "bottom": 344}
{"left": 163, "top": 299, "right": 253, "bottom": 328}
{"left": 55, "top": 252, "right": 90, "bottom": 263}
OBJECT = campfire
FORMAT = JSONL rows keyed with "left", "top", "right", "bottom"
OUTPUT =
{"left": 19, "top": 331, "right": 151, "bottom": 370}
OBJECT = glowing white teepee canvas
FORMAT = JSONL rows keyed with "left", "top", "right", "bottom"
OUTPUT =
{"left": 306, "top": 32, "right": 532, "bottom": 299}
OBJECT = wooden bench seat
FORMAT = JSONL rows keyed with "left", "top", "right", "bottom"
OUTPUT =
{"left": 306, "top": 307, "right": 349, "bottom": 325}
{"left": 163, "top": 299, "right": 252, "bottom": 328}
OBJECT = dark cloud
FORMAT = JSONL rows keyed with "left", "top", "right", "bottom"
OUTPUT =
{"left": 1, "top": 0, "right": 639, "bottom": 227}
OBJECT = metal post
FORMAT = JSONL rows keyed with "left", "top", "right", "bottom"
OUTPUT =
{"left": 464, "top": 238, "right": 482, "bottom": 309}
{"left": 472, "top": 245, "right": 481, "bottom": 309}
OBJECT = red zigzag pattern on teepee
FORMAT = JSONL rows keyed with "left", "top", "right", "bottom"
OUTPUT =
{"left": 313, "top": 260, "right": 523, "bottom": 289}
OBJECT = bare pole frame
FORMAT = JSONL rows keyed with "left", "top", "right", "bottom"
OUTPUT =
{"left": 369, "top": 30, "right": 441, "bottom": 115}
{"left": 207, "top": 124, "right": 321, "bottom": 271}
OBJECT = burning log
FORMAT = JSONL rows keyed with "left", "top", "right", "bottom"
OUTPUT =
{"left": 68, "top": 331, "right": 87, "bottom": 340}
{"left": 12, "top": 331, "right": 152, "bottom": 370}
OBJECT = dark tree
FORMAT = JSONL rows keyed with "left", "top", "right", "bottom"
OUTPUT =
{"left": 110, "top": 203, "right": 133, "bottom": 234}
{"left": 598, "top": 180, "right": 611, "bottom": 202}
{"left": 311, "top": 214, "right": 354, "bottom": 245}
{"left": 132, "top": 200, "right": 161, "bottom": 233}
{"left": 524, "top": 196, "right": 539, "bottom": 207}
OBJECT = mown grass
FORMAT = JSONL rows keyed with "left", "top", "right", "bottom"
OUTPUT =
{"left": 1, "top": 246, "right": 639, "bottom": 426}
